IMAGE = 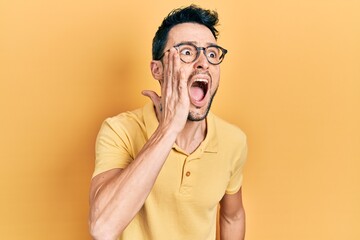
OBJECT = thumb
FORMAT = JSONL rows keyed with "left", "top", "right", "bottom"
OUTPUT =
{"left": 142, "top": 90, "right": 160, "bottom": 104}
{"left": 142, "top": 90, "right": 162, "bottom": 116}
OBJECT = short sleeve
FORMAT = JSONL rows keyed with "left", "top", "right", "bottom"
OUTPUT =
{"left": 225, "top": 140, "right": 248, "bottom": 194}
{"left": 92, "top": 118, "right": 134, "bottom": 178}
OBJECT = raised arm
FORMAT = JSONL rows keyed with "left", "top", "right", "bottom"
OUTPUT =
{"left": 89, "top": 125, "right": 177, "bottom": 240}
{"left": 89, "top": 48, "right": 189, "bottom": 240}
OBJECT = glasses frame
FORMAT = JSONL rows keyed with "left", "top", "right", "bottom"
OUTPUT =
{"left": 158, "top": 42, "right": 228, "bottom": 65}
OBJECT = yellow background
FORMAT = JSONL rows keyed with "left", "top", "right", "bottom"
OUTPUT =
{"left": 1, "top": 0, "right": 359, "bottom": 239}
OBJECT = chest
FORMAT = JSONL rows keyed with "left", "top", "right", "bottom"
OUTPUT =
{"left": 151, "top": 150, "right": 231, "bottom": 209}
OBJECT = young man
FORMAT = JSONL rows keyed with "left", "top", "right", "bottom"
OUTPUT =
{"left": 89, "top": 5, "right": 247, "bottom": 240}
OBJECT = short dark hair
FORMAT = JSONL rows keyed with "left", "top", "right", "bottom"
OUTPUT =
{"left": 152, "top": 5, "right": 219, "bottom": 60}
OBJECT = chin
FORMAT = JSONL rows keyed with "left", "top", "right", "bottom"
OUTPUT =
{"left": 187, "top": 89, "right": 217, "bottom": 122}
{"left": 187, "top": 111, "right": 207, "bottom": 121}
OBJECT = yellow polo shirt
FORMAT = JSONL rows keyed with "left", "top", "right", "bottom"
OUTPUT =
{"left": 93, "top": 103, "right": 247, "bottom": 240}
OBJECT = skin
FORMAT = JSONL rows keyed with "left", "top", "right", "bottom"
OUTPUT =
{"left": 89, "top": 23, "right": 245, "bottom": 240}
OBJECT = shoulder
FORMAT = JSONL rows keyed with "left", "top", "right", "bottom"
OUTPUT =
{"left": 211, "top": 113, "right": 247, "bottom": 146}
{"left": 102, "top": 107, "right": 145, "bottom": 134}
{"left": 210, "top": 114, "right": 248, "bottom": 174}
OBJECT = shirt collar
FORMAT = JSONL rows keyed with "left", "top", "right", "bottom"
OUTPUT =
{"left": 142, "top": 102, "right": 218, "bottom": 154}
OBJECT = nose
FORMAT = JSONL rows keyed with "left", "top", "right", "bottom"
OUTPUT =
{"left": 193, "top": 49, "right": 209, "bottom": 70}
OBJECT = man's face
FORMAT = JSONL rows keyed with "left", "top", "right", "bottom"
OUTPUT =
{"left": 163, "top": 23, "right": 221, "bottom": 121}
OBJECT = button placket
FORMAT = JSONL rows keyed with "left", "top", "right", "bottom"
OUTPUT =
{"left": 179, "top": 156, "right": 200, "bottom": 195}
{"left": 182, "top": 157, "right": 195, "bottom": 180}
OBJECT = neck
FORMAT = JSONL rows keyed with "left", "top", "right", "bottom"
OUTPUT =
{"left": 175, "top": 119, "right": 207, "bottom": 154}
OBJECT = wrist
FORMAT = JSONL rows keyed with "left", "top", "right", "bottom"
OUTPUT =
{"left": 155, "top": 123, "right": 180, "bottom": 142}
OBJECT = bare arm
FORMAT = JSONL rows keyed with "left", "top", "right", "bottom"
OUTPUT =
{"left": 219, "top": 188, "right": 246, "bottom": 240}
{"left": 89, "top": 48, "right": 189, "bottom": 240}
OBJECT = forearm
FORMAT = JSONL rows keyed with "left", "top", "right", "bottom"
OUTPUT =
{"left": 90, "top": 125, "right": 177, "bottom": 240}
{"left": 219, "top": 207, "right": 246, "bottom": 240}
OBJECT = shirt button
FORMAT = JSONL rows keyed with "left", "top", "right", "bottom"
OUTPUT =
{"left": 186, "top": 171, "right": 191, "bottom": 177}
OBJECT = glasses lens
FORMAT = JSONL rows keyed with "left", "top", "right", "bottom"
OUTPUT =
{"left": 206, "top": 46, "right": 224, "bottom": 64}
{"left": 177, "top": 44, "right": 197, "bottom": 63}
{"left": 175, "top": 44, "right": 227, "bottom": 64}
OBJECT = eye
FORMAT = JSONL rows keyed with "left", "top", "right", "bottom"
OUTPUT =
{"left": 206, "top": 47, "right": 220, "bottom": 59}
{"left": 180, "top": 48, "right": 193, "bottom": 56}
{"left": 207, "top": 50, "right": 218, "bottom": 59}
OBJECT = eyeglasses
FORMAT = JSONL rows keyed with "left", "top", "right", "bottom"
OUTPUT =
{"left": 159, "top": 42, "right": 228, "bottom": 65}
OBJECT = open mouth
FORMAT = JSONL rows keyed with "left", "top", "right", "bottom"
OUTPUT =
{"left": 190, "top": 79, "right": 208, "bottom": 102}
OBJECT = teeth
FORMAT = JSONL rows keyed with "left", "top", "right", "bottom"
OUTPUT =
{"left": 194, "top": 79, "right": 208, "bottom": 83}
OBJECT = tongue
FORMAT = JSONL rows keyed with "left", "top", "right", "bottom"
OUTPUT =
{"left": 190, "top": 86, "right": 205, "bottom": 101}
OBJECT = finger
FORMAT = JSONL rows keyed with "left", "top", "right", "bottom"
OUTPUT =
{"left": 172, "top": 48, "right": 181, "bottom": 91}
{"left": 162, "top": 51, "right": 170, "bottom": 97}
{"left": 166, "top": 49, "right": 175, "bottom": 95}
{"left": 142, "top": 90, "right": 161, "bottom": 106}
{"left": 142, "top": 90, "right": 163, "bottom": 116}
{"left": 178, "top": 67, "right": 187, "bottom": 97}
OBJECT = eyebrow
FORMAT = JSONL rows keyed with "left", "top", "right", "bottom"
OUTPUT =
{"left": 175, "top": 41, "right": 219, "bottom": 47}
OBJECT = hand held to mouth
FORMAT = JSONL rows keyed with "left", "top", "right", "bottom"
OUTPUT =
{"left": 143, "top": 47, "right": 190, "bottom": 135}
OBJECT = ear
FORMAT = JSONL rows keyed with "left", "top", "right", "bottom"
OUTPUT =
{"left": 150, "top": 60, "right": 163, "bottom": 81}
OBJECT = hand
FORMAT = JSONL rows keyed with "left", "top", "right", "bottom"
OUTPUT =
{"left": 142, "top": 47, "right": 190, "bottom": 134}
